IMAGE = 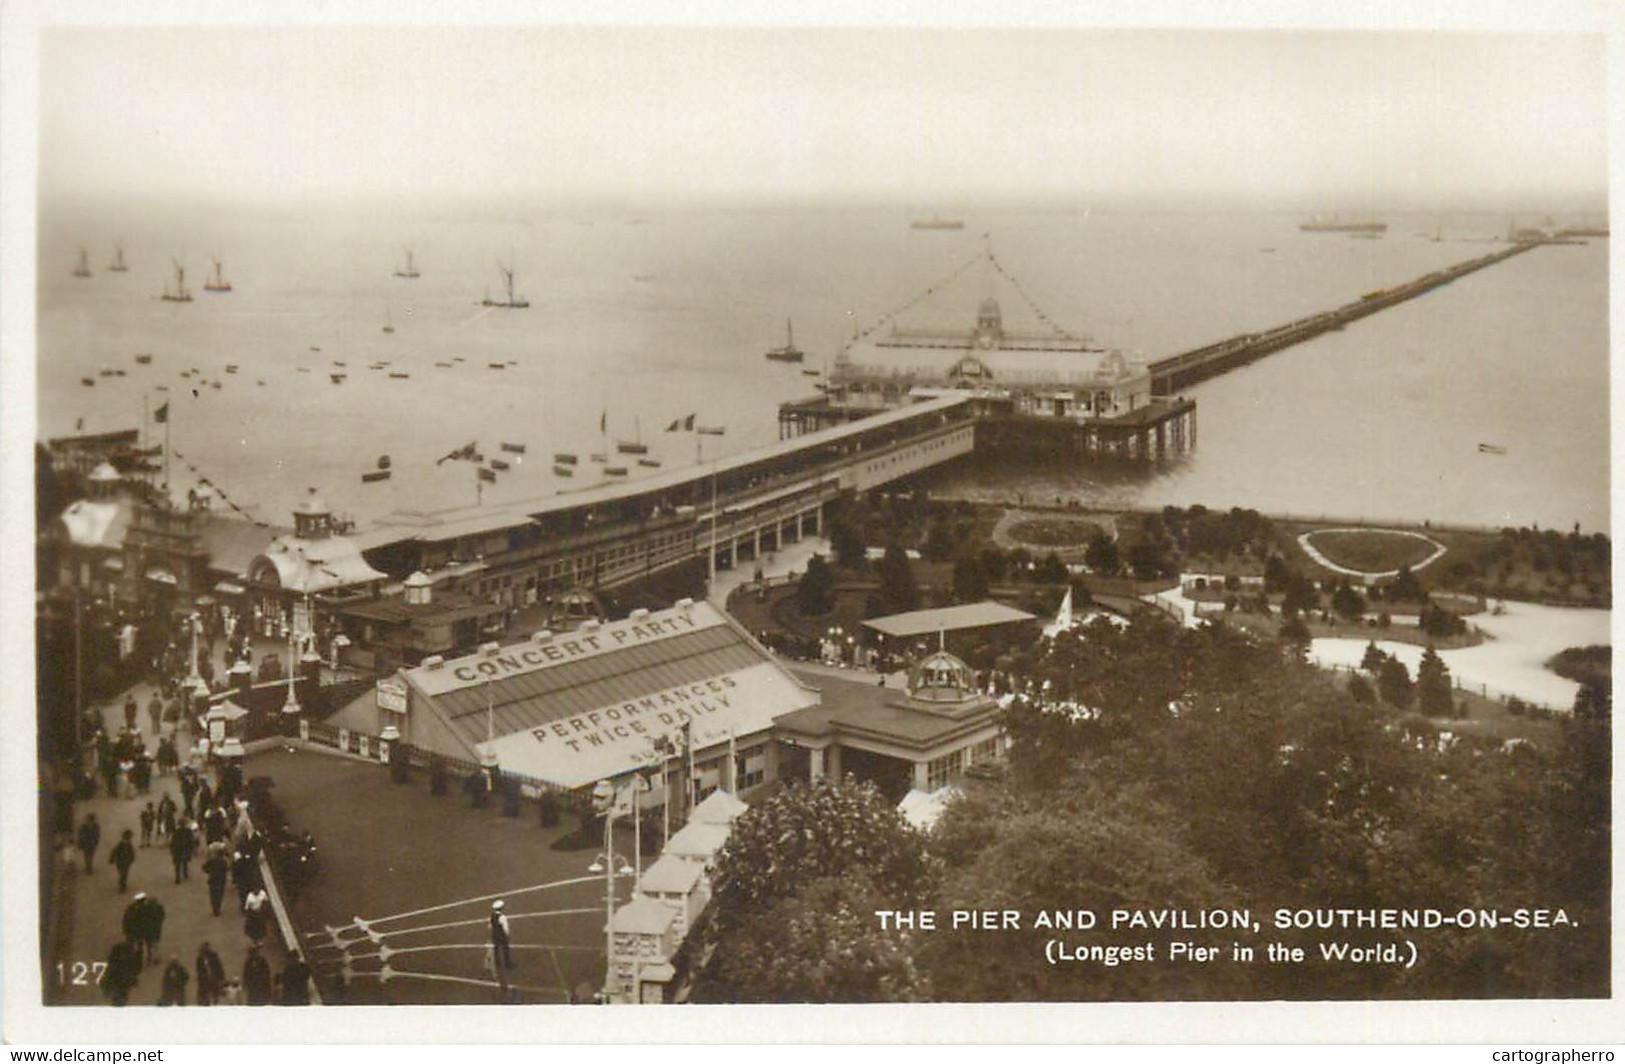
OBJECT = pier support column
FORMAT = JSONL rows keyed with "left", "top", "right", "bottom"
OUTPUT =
{"left": 753, "top": 529, "right": 761, "bottom": 558}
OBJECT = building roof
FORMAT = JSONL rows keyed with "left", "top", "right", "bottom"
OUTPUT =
{"left": 197, "top": 515, "right": 287, "bottom": 578}
{"left": 400, "top": 600, "right": 820, "bottom": 787}
{"left": 690, "top": 788, "right": 748, "bottom": 826}
{"left": 610, "top": 895, "right": 678, "bottom": 936}
{"left": 59, "top": 498, "right": 132, "bottom": 550}
{"left": 355, "top": 395, "right": 971, "bottom": 548}
{"left": 253, "top": 533, "right": 387, "bottom": 594}
{"left": 862, "top": 601, "right": 1037, "bottom": 639}
{"left": 780, "top": 668, "right": 999, "bottom": 750}
{"left": 898, "top": 785, "right": 960, "bottom": 830}
{"left": 639, "top": 854, "right": 704, "bottom": 894}
{"left": 843, "top": 339, "right": 1139, "bottom": 388}
{"left": 664, "top": 820, "right": 733, "bottom": 861}
{"left": 335, "top": 591, "right": 501, "bottom": 626}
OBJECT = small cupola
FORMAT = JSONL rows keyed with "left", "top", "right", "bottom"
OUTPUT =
{"left": 908, "top": 649, "right": 979, "bottom": 704}
{"left": 87, "top": 461, "right": 121, "bottom": 499}
{"left": 293, "top": 487, "right": 333, "bottom": 539}
{"left": 404, "top": 570, "right": 432, "bottom": 607}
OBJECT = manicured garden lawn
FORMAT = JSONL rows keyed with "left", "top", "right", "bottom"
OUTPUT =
{"left": 1004, "top": 517, "right": 1103, "bottom": 548}
{"left": 1303, "top": 529, "right": 1440, "bottom": 573}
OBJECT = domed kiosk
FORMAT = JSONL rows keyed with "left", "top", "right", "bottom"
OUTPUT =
{"left": 774, "top": 647, "right": 1004, "bottom": 802}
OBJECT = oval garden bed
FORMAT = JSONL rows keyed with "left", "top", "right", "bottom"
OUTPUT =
{"left": 1300, "top": 528, "right": 1446, "bottom": 577}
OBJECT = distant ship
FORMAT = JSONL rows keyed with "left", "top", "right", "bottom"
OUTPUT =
{"left": 481, "top": 260, "right": 530, "bottom": 309}
{"left": 394, "top": 247, "right": 420, "bottom": 279}
{"left": 604, "top": 465, "right": 628, "bottom": 477}
{"left": 203, "top": 257, "right": 233, "bottom": 292}
{"left": 160, "top": 261, "right": 193, "bottom": 302}
{"left": 1300, "top": 216, "right": 1387, "bottom": 234}
{"left": 72, "top": 247, "right": 92, "bottom": 278}
{"left": 911, "top": 216, "right": 964, "bottom": 231}
{"left": 553, "top": 453, "right": 578, "bottom": 465}
{"left": 764, "top": 319, "right": 805, "bottom": 363}
{"left": 108, "top": 245, "right": 129, "bottom": 273}
{"left": 1478, "top": 443, "right": 1508, "bottom": 456}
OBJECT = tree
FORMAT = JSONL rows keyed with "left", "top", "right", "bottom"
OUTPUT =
{"left": 830, "top": 520, "right": 867, "bottom": 571}
{"left": 1083, "top": 532, "right": 1120, "bottom": 576}
{"left": 1360, "top": 641, "right": 1389, "bottom": 673}
{"left": 950, "top": 553, "right": 989, "bottom": 604}
{"left": 1263, "top": 554, "right": 1292, "bottom": 594}
{"left": 1416, "top": 644, "right": 1454, "bottom": 716}
{"left": 1347, "top": 672, "right": 1376, "bottom": 704}
{"left": 875, "top": 545, "right": 921, "bottom": 615}
{"left": 1280, "top": 575, "right": 1319, "bottom": 616}
{"left": 795, "top": 554, "right": 836, "bottom": 616}
{"left": 1034, "top": 553, "right": 1069, "bottom": 584}
{"left": 1377, "top": 656, "right": 1414, "bottom": 708}
{"left": 1279, "top": 615, "right": 1312, "bottom": 659}
{"left": 1388, "top": 565, "right": 1425, "bottom": 603}
{"left": 1331, "top": 581, "right": 1367, "bottom": 621}
{"left": 1572, "top": 679, "right": 1611, "bottom": 720}
{"left": 695, "top": 777, "right": 933, "bottom": 1002}
{"left": 1127, "top": 539, "right": 1173, "bottom": 581}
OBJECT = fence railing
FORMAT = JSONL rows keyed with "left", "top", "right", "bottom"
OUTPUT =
{"left": 1316, "top": 660, "right": 1563, "bottom": 716}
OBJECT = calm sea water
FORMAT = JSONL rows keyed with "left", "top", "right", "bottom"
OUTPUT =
{"left": 36, "top": 203, "right": 1609, "bottom": 533}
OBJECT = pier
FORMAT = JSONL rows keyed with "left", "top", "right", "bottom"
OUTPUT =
{"left": 1147, "top": 241, "right": 1543, "bottom": 395}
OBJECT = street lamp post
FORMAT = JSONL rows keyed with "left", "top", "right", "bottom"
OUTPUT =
{"left": 589, "top": 778, "right": 635, "bottom": 1002}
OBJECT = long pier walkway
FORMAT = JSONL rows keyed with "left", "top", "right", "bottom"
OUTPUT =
{"left": 1148, "top": 240, "right": 1543, "bottom": 395}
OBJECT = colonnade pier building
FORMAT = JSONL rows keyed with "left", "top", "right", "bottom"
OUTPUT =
{"left": 327, "top": 598, "right": 1003, "bottom": 807}
{"left": 779, "top": 296, "right": 1196, "bottom": 462}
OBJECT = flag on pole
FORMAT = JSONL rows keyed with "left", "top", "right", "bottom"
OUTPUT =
{"left": 153, "top": 402, "right": 170, "bottom": 424}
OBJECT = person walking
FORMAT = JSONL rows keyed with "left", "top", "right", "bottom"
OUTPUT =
{"left": 489, "top": 899, "right": 515, "bottom": 1000}
{"left": 157, "top": 956, "right": 189, "bottom": 1006}
{"left": 157, "top": 794, "right": 177, "bottom": 842}
{"left": 195, "top": 942, "right": 226, "bottom": 1006}
{"left": 123, "top": 695, "right": 139, "bottom": 733}
{"left": 203, "top": 802, "right": 226, "bottom": 845}
{"left": 157, "top": 735, "right": 178, "bottom": 777}
{"left": 109, "top": 829, "right": 136, "bottom": 892}
{"left": 203, "top": 847, "right": 229, "bottom": 917}
{"left": 179, "top": 768, "right": 198, "bottom": 820}
{"left": 147, "top": 691, "right": 164, "bottom": 736}
{"left": 169, "top": 820, "right": 197, "bottom": 884}
{"left": 76, "top": 813, "right": 101, "bottom": 875}
{"left": 242, "top": 946, "right": 273, "bottom": 1006}
{"left": 130, "top": 892, "right": 166, "bottom": 966}
{"left": 232, "top": 848, "right": 260, "bottom": 910}
{"left": 139, "top": 802, "right": 156, "bottom": 848}
{"left": 102, "top": 938, "right": 140, "bottom": 1006}
{"left": 133, "top": 753, "right": 152, "bottom": 796}
{"left": 278, "top": 952, "right": 312, "bottom": 1005}
{"left": 121, "top": 894, "right": 149, "bottom": 966}
{"left": 243, "top": 886, "right": 269, "bottom": 945}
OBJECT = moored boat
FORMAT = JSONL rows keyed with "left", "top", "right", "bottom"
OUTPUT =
{"left": 553, "top": 464, "right": 574, "bottom": 477}
{"left": 362, "top": 470, "right": 391, "bottom": 483}
{"left": 500, "top": 442, "right": 527, "bottom": 454}
{"left": 764, "top": 319, "right": 805, "bottom": 363}
{"left": 604, "top": 465, "right": 628, "bottom": 476}
{"left": 553, "top": 452, "right": 578, "bottom": 465}
{"left": 637, "top": 457, "right": 661, "bottom": 468}
{"left": 203, "top": 256, "right": 233, "bottom": 292}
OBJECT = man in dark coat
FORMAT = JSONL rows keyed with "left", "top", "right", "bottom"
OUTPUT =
{"left": 203, "top": 847, "right": 230, "bottom": 916}
{"left": 195, "top": 942, "right": 226, "bottom": 1006}
{"left": 202, "top": 803, "right": 226, "bottom": 844}
{"left": 278, "top": 952, "right": 312, "bottom": 1005}
{"left": 76, "top": 813, "right": 101, "bottom": 874}
{"left": 130, "top": 893, "right": 166, "bottom": 966}
{"left": 139, "top": 802, "right": 156, "bottom": 847}
{"left": 242, "top": 946, "right": 273, "bottom": 1006}
{"left": 102, "top": 939, "right": 140, "bottom": 1006}
{"left": 157, "top": 956, "right": 189, "bottom": 1005}
{"left": 179, "top": 768, "right": 198, "bottom": 819}
{"left": 232, "top": 848, "right": 260, "bottom": 910}
{"left": 123, "top": 695, "right": 139, "bottom": 733}
{"left": 132, "top": 753, "right": 152, "bottom": 796}
{"left": 169, "top": 820, "right": 197, "bottom": 883}
{"left": 121, "top": 893, "right": 149, "bottom": 965}
{"left": 147, "top": 692, "right": 164, "bottom": 736}
{"left": 157, "top": 794, "right": 177, "bottom": 841}
{"left": 109, "top": 829, "right": 136, "bottom": 892}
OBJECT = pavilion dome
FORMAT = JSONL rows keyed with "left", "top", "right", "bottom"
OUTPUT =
{"left": 296, "top": 490, "right": 331, "bottom": 516}
{"left": 404, "top": 571, "right": 432, "bottom": 589}
{"left": 908, "top": 650, "right": 979, "bottom": 704}
{"left": 88, "top": 461, "right": 122, "bottom": 484}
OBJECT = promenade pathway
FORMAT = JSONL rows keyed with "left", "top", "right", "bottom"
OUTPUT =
{"left": 53, "top": 682, "right": 294, "bottom": 1007}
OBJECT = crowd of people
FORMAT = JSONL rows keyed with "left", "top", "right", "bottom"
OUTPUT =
{"left": 71, "top": 703, "right": 316, "bottom": 1007}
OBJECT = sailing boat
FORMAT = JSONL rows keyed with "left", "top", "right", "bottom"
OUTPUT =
{"left": 481, "top": 260, "right": 530, "bottom": 308}
{"left": 394, "top": 247, "right": 420, "bottom": 279}
{"left": 108, "top": 244, "right": 129, "bottom": 273}
{"left": 382, "top": 306, "right": 395, "bottom": 334}
{"left": 160, "top": 260, "right": 193, "bottom": 302}
{"left": 764, "top": 318, "right": 804, "bottom": 363}
{"left": 616, "top": 418, "right": 649, "bottom": 455}
{"left": 203, "top": 256, "right": 232, "bottom": 293}
{"left": 72, "top": 247, "right": 92, "bottom": 278}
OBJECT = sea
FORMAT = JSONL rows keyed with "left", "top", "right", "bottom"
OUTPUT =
{"left": 35, "top": 202, "right": 1611, "bottom": 534}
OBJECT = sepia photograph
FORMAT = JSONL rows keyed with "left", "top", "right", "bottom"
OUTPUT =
{"left": 3, "top": 0, "right": 1618, "bottom": 1045}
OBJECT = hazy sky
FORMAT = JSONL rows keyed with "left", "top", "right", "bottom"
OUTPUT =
{"left": 36, "top": 25, "right": 1611, "bottom": 210}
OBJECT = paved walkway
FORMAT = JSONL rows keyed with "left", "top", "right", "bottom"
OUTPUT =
{"left": 53, "top": 681, "right": 294, "bottom": 1007}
